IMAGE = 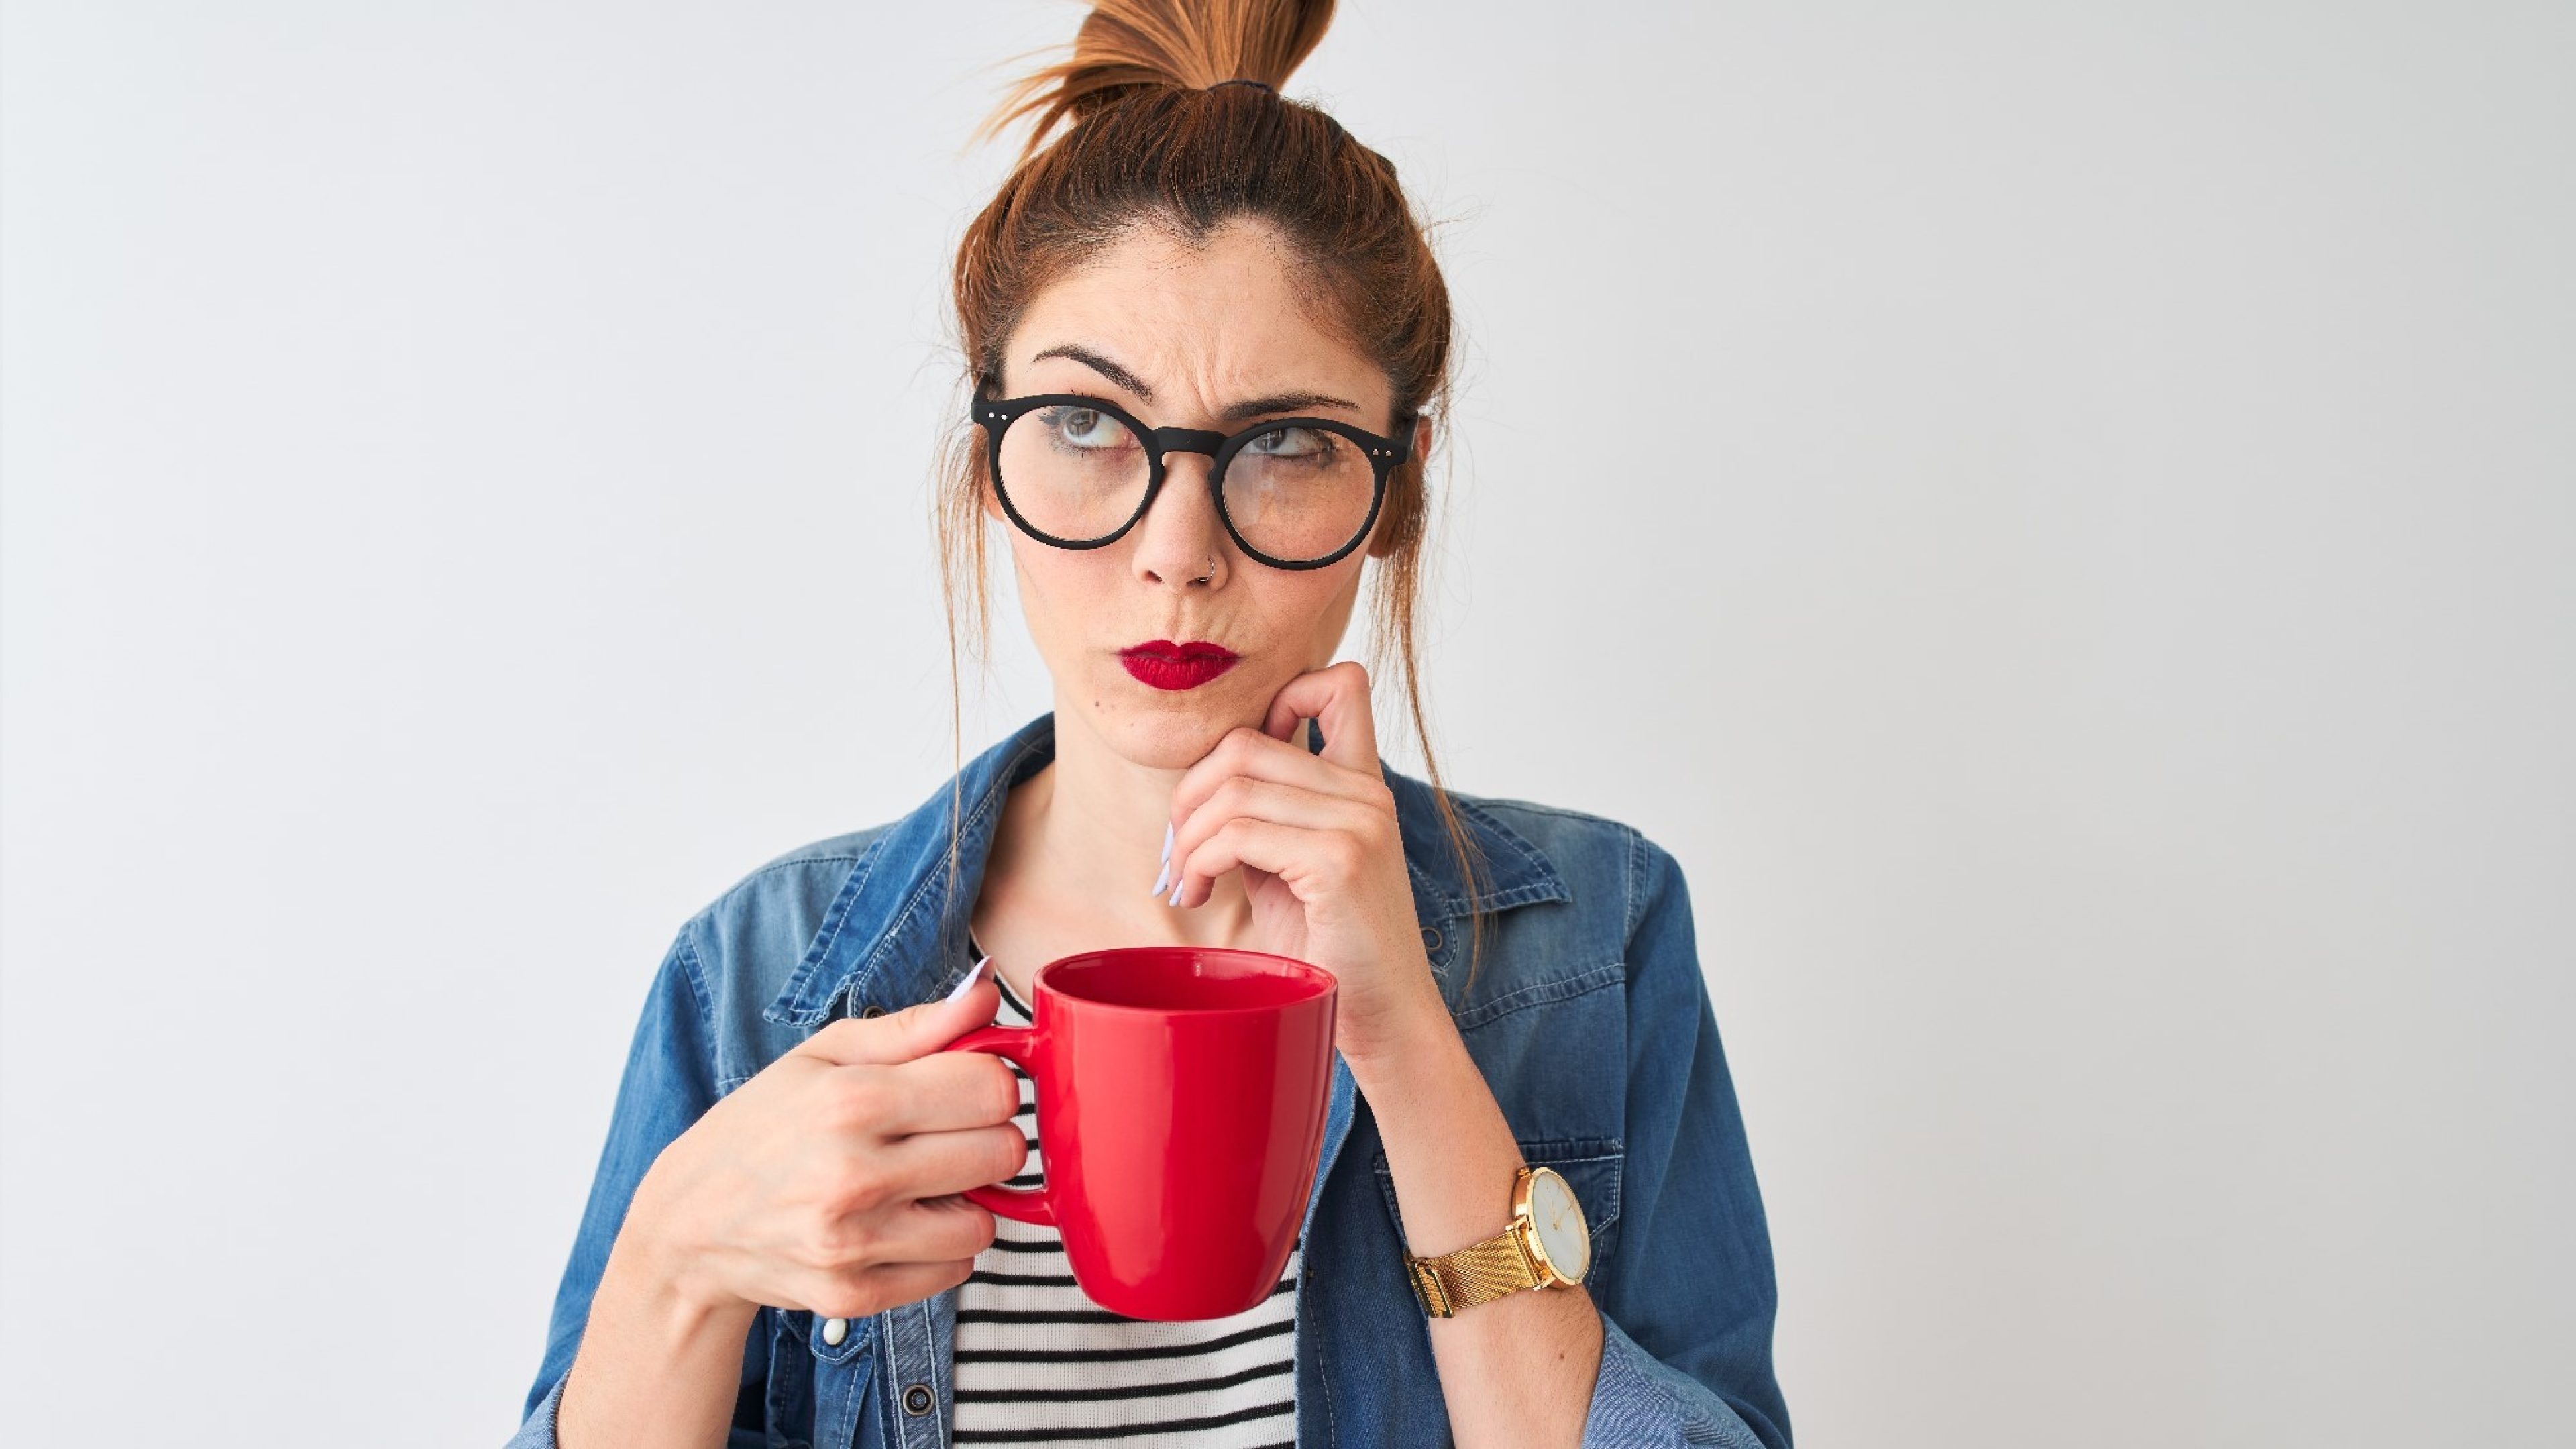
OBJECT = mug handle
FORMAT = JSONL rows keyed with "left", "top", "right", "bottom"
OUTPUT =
{"left": 939, "top": 1025, "right": 1057, "bottom": 1227}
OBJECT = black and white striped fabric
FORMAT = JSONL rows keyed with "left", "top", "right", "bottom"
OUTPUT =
{"left": 950, "top": 946, "right": 1301, "bottom": 1447}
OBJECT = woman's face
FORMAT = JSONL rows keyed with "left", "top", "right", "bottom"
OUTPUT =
{"left": 986, "top": 219, "right": 1415, "bottom": 771}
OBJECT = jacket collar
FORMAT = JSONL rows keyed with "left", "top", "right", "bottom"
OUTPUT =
{"left": 761, "top": 710, "right": 1568, "bottom": 1028}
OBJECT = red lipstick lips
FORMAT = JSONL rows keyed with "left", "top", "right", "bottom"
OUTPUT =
{"left": 1119, "top": 639, "right": 1240, "bottom": 691}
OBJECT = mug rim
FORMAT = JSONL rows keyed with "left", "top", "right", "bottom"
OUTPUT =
{"left": 1031, "top": 945, "right": 1336, "bottom": 1018}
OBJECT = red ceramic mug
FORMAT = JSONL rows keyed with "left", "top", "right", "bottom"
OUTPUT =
{"left": 938, "top": 945, "right": 1337, "bottom": 1320}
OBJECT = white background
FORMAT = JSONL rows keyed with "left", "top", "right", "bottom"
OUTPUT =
{"left": 5, "top": 3, "right": 2570, "bottom": 1444}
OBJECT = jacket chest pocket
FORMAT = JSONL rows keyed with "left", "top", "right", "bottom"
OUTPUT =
{"left": 1372, "top": 1136, "right": 1626, "bottom": 1283}
{"left": 771, "top": 1307, "right": 877, "bottom": 1448}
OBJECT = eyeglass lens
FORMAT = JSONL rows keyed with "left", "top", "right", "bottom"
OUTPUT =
{"left": 996, "top": 403, "right": 1377, "bottom": 563}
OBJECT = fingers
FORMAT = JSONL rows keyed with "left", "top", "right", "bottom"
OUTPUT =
{"left": 1259, "top": 659, "right": 1381, "bottom": 775}
{"left": 1165, "top": 670, "right": 1399, "bottom": 909}
{"left": 871, "top": 1121, "right": 1033, "bottom": 1201}
{"left": 791, "top": 976, "right": 1000, "bottom": 1068}
{"left": 804, "top": 1254, "right": 982, "bottom": 1321}
{"left": 1169, "top": 723, "right": 1366, "bottom": 826}
{"left": 1185, "top": 773, "right": 1373, "bottom": 837}
{"left": 1169, "top": 663, "right": 1387, "bottom": 829}
{"left": 817, "top": 1051, "right": 1024, "bottom": 1141}
{"left": 1167, "top": 814, "right": 1383, "bottom": 910}
{"left": 1167, "top": 712, "right": 1393, "bottom": 857}
{"left": 836, "top": 1191, "right": 1000, "bottom": 1267}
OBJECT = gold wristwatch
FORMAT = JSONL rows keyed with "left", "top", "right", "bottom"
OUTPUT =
{"left": 1402, "top": 1164, "right": 1593, "bottom": 1318}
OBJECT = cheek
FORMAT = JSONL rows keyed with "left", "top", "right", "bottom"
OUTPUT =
{"left": 1007, "top": 542, "right": 1110, "bottom": 643}
{"left": 1265, "top": 567, "right": 1368, "bottom": 650}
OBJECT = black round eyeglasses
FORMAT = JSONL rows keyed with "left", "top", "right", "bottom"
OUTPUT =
{"left": 969, "top": 392, "right": 1415, "bottom": 570}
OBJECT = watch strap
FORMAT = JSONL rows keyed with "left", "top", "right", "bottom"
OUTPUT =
{"left": 1407, "top": 1227, "right": 1542, "bottom": 1318}
{"left": 1405, "top": 1222, "right": 1545, "bottom": 1318}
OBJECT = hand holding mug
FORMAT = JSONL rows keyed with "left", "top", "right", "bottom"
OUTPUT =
{"left": 621, "top": 978, "right": 1024, "bottom": 1322}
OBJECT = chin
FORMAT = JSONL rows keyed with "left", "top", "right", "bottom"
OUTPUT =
{"left": 1080, "top": 674, "right": 1256, "bottom": 769}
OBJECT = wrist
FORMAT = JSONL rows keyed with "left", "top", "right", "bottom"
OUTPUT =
{"left": 1360, "top": 1030, "right": 1529, "bottom": 1258}
{"left": 1340, "top": 974, "right": 1457, "bottom": 1085}
{"left": 597, "top": 1226, "right": 759, "bottom": 1350}
{"left": 614, "top": 1163, "right": 750, "bottom": 1326}
{"left": 559, "top": 1173, "right": 763, "bottom": 1449}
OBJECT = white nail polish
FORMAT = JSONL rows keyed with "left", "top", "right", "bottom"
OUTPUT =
{"left": 943, "top": 955, "right": 989, "bottom": 1004}
{"left": 1150, "top": 861, "right": 1171, "bottom": 896}
{"left": 1169, "top": 879, "right": 1185, "bottom": 907}
{"left": 1160, "top": 820, "right": 1173, "bottom": 864}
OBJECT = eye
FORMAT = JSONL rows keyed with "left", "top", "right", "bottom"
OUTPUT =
{"left": 1242, "top": 425, "right": 1334, "bottom": 460}
{"left": 1042, "top": 406, "right": 1126, "bottom": 449}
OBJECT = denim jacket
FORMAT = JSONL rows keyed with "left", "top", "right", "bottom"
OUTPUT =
{"left": 508, "top": 710, "right": 1792, "bottom": 1448}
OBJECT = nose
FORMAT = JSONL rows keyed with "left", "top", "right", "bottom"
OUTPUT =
{"left": 1132, "top": 452, "right": 1230, "bottom": 590}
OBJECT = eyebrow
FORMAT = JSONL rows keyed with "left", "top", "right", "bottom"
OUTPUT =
{"left": 1026, "top": 343, "right": 1361, "bottom": 423}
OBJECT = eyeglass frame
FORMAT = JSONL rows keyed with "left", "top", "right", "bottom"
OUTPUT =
{"left": 969, "top": 390, "right": 1416, "bottom": 571}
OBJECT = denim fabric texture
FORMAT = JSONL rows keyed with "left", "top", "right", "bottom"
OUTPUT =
{"left": 508, "top": 710, "right": 1792, "bottom": 1448}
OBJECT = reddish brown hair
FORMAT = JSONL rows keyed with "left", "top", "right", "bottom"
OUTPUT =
{"left": 935, "top": 0, "right": 1491, "bottom": 989}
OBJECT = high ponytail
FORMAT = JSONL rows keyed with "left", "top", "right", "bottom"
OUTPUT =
{"left": 976, "top": 0, "right": 1336, "bottom": 162}
{"left": 936, "top": 0, "right": 1495, "bottom": 994}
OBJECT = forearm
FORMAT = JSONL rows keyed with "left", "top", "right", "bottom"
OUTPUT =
{"left": 553, "top": 1181, "right": 759, "bottom": 1449}
{"left": 1351, "top": 1007, "right": 1605, "bottom": 1449}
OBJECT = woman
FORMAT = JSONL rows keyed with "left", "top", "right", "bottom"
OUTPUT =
{"left": 508, "top": 3, "right": 1788, "bottom": 1446}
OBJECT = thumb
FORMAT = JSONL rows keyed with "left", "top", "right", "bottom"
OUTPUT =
{"left": 791, "top": 958, "right": 998, "bottom": 1067}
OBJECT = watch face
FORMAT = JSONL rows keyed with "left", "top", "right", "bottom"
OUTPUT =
{"left": 1526, "top": 1168, "right": 1591, "bottom": 1283}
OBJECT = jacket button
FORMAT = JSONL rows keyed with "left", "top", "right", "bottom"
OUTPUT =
{"left": 821, "top": 1317, "right": 847, "bottom": 1346}
{"left": 1420, "top": 926, "right": 1442, "bottom": 953}
{"left": 902, "top": 1383, "right": 936, "bottom": 1415}
{"left": 859, "top": 1004, "right": 886, "bottom": 1019}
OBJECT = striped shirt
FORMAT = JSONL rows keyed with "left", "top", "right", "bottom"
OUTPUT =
{"left": 951, "top": 946, "right": 1301, "bottom": 1447}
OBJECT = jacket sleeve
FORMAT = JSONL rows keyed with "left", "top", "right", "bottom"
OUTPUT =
{"left": 1580, "top": 832, "right": 1793, "bottom": 1449}
{"left": 507, "top": 926, "right": 769, "bottom": 1448}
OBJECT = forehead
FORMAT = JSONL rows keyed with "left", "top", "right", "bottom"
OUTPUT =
{"left": 1005, "top": 221, "right": 1384, "bottom": 402}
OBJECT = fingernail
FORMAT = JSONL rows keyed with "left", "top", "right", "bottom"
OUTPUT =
{"left": 1168, "top": 879, "right": 1186, "bottom": 908}
{"left": 943, "top": 955, "right": 989, "bottom": 1004}
{"left": 1150, "top": 861, "right": 1171, "bottom": 896}
{"left": 1160, "top": 820, "right": 1173, "bottom": 865}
